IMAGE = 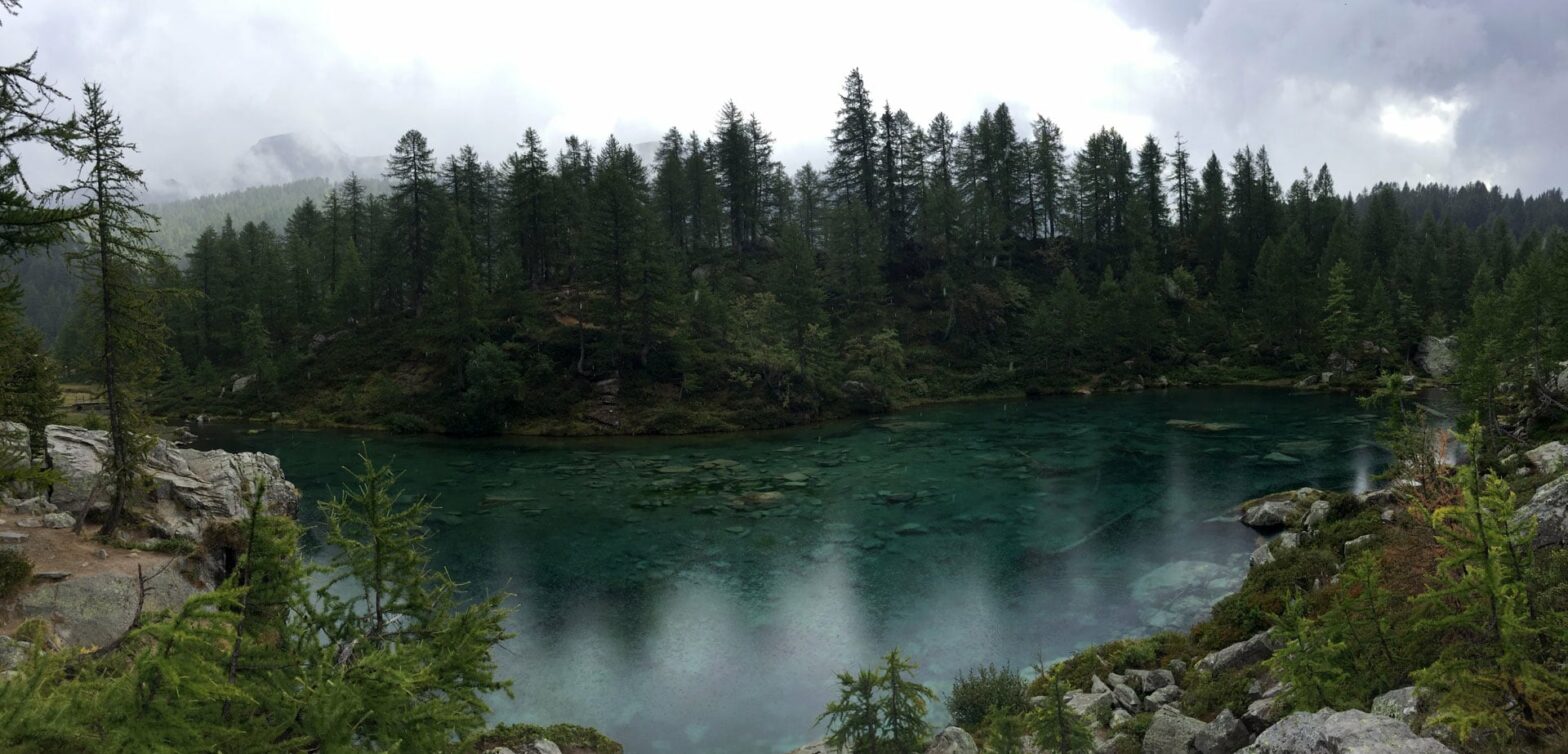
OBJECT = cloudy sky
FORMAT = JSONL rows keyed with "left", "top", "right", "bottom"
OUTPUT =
{"left": 7, "top": 0, "right": 1565, "bottom": 196}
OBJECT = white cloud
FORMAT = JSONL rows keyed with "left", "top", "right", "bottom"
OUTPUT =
{"left": 1378, "top": 96, "right": 1467, "bottom": 146}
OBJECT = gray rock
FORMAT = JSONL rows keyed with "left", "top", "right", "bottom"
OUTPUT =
{"left": 1168, "top": 659, "right": 1188, "bottom": 683}
{"left": 786, "top": 742, "right": 842, "bottom": 754}
{"left": 1370, "top": 687, "right": 1423, "bottom": 728}
{"left": 1243, "top": 695, "right": 1288, "bottom": 733}
{"left": 1199, "top": 631, "right": 1280, "bottom": 674}
{"left": 516, "top": 742, "right": 562, "bottom": 754}
{"left": 0, "top": 636, "right": 29, "bottom": 671}
{"left": 1143, "top": 685, "right": 1183, "bottom": 712}
{"left": 1098, "top": 734, "right": 1132, "bottom": 754}
{"left": 1112, "top": 708, "right": 1133, "bottom": 728}
{"left": 231, "top": 374, "right": 256, "bottom": 393}
{"left": 924, "top": 726, "right": 978, "bottom": 754}
{"left": 1142, "top": 707, "right": 1206, "bottom": 754}
{"left": 1344, "top": 534, "right": 1377, "bottom": 556}
{"left": 481, "top": 748, "right": 517, "bottom": 754}
{"left": 1525, "top": 441, "right": 1568, "bottom": 476}
{"left": 17, "top": 570, "right": 198, "bottom": 648}
{"left": 1066, "top": 691, "right": 1113, "bottom": 722}
{"left": 1247, "top": 709, "right": 1453, "bottom": 753}
{"left": 1195, "top": 709, "right": 1251, "bottom": 754}
{"left": 1091, "top": 674, "right": 1112, "bottom": 694}
{"left": 1514, "top": 474, "right": 1568, "bottom": 549}
{"left": 5, "top": 497, "right": 50, "bottom": 515}
{"left": 0, "top": 531, "right": 25, "bottom": 544}
{"left": 1416, "top": 336, "right": 1457, "bottom": 379}
{"left": 40, "top": 512, "right": 73, "bottom": 529}
{"left": 45, "top": 424, "right": 300, "bottom": 542}
{"left": 1112, "top": 682, "right": 1140, "bottom": 712}
{"left": 1241, "top": 489, "right": 1321, "bottom": 530}
{"left": 1127, "top": 668, "right": 1176, "bottom": 693}
{"left": 1303, "top": 499, "right": 1332, "bottom": 529}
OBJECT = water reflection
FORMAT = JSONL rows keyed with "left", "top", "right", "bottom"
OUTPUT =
{"left": 195, "top": 388, "right": 1385, "bottom": 753}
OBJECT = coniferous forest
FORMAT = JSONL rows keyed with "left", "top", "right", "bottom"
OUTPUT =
{"left": 37, "top": 68, "right": 1564, "bottom": 436}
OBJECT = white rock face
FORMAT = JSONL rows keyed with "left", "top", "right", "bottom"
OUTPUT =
{"left": 1416, "top": 336, "right": 1457, "bottom": 379}
{"left": 44, "top": 424, "right": 299, "bottom": 540}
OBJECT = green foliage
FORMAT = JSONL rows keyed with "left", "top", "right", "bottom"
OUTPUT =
{"left": 0, "top": 457, "right": 512, "bottom": 752}
{"left": 1179, "top": 669, "right": 1254, "bottom": 720}
{"left": 1025, "top": 672, "right": 1092, "bottom": 754}
{"left": 1410, "top": 451, "right": 1568, "bottom": 743}
{"left": 0, "top": 549, "right": 30, "bottom": 601}
{"left": 981, "top": 707, "right": 1026, "bottom": 754}
{"left": 945, "top": 663, "right": 1030, "bottom": 730}
{"left": 819, "top": 648, "right": 937, "bottom": 754}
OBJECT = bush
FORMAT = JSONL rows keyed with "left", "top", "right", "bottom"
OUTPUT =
{"left": 381, "top": 412, "right": 435, "bottom": 434}
{"left": 0, "top": 549, "right": 32, "bottom": 601}
{"left": 945, "top": 663, "right": 1030, "bottom": 729}
{"left": 1181, "top": 669, "right": 1254, "bottom": 720}
{"left": 12, "top": 617, "right": 50, "bottom": 647}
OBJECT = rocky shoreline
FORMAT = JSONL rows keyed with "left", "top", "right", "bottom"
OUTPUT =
{"left": 789, "top": 434, "right": 1568, "bottom": 754}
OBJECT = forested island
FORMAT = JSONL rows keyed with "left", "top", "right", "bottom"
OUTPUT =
{"left": 3, "top": 1, "right": 1568, "bottom": 752}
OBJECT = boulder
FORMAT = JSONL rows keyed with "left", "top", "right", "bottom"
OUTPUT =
{"left": 45, "top": 424, "right": 299, "bottom": 541}
{"left": 1142, "top": 708, "right": 1206, "bottom": 754}
{"left": 1370, "top": 687, "right": 1423, "bottom": 729}
{"left": 1241, "top": 489, "right": 1322, "bottom": 530}
{"left": 1199, "top": 631, "right": 1280, "bottom": 675}
{"left": 1344, "top": 534, "right": 1377, "bottom": 557}
{"left": 0, "top": 636, "right": 29, "bottom": 671}
{"left": 1143, "top": 685, "right": 1183, "bottom": 712}
{"left": 1195, "top": 709, "right": 1251, "bottom": 754}
{"left": 1243, "top": 695, "right": 1287, "bottom": 733}
{"left": 1126, "top": 668, "right": 1176, "bottom": 694}
{"left": 1112, "top": 682, "right": 1141, "bottom": 712}
{"left": 786, "top": 742, "right": 841, "bottom": 754}
{"left": 1091, "top": 674, "right": 1112, "bottom": 693}
{"left": 1065, "top": 691, "right": 1113, "bottom": 722}
{"left": 924, "top": 727, "right": 978, "bottom": 754}
{"left": 1097, "top": 734, "right": 1132, "bottom": 753}
{"left": 1525, "top": 441, "right": 1568, "bottom": 476}
{"left": 1168, "top": 659, "right": 1188, "bottom": 683}
{"left": 18, "top": 570, "right": 198, "bottom": 648}
{"left": 1416, "top": 336, "right": 1457, "bottom": 379}
{"left": 1515, "top": 474, "right": 1568, "bottom": 549}
{"left": 1246, "top": 709, "right": 1452, "bottom": 753}
{"left": 1303, "top": 499, "right": 1332, "bottom": 529}
{"left": 40, "top": 512, "right": 73, "bottom": 529}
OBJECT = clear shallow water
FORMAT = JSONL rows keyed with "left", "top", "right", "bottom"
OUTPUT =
{"left": 193, "top": 388, "right": 1386, "bottom": 754}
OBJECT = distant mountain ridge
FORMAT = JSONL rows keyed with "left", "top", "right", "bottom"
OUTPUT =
{"left": 231, "top": 131, "right": 384, "bottom": 190}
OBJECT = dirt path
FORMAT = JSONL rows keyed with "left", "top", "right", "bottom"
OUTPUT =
{"left": 0, "top": 524, "right": 180, "bottom": 634}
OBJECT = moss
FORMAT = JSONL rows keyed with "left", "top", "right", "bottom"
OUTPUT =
{"left": 467, "top": 723, "right": 623, "bottom": 754}
{"left": 0, "top": 549, "right": 32, "bottom": 601}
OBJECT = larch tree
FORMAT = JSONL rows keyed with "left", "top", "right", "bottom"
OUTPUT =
{"left": 386, "top": 129, "right": 439, "bottom": 313}
{"left": 56, "top": 83, "right": 171, "bottom": 538}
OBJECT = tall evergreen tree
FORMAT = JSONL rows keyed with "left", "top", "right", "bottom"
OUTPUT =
{"left": 386, "top": 129, "right": 440, "bottom": 313}
{"left": 56, "top": 84, "right": 170, "bottom": 537}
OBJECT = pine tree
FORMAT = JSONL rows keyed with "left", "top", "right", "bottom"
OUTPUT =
{"left": 386, "top": 129, "right": 440, "bottom": 312}
{"left": 880, "top": 648, "right": 935, "bottom": 753}
{"left": 57, "top": 84, "right": 170, "bottom": 538}
{"left": 1026, "top": 673, "right": 1092, "bottom": 754}
{"left": 982, "top": 707, "right": 1026, "bottom": 754}
{"left": 829, "top": 69, "right": 879, "bottom": 212}
{"left": 1270, "top": 589, "right": 1353, "bottom": 711}
{"left": 819, "top": 668, "right": 883, "bottom": 754}
{"left": 427, "top": 217, "right": 483, "bottom": 375}
{"left": 1322, "top": 259, "right": 1360, "bottom": 360}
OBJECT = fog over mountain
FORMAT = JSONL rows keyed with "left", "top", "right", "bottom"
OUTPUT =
{"left": 8, "top": 0, "right": 1567, "bottom": 196}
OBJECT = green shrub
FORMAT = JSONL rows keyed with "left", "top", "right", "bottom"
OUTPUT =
{"left": 0, "top": 549, "right": 32, "bottom": 601}
{"left": 945, "top": 663, "right": 1030, "bottom": 729}
{"left": 12, "top": 617, "right": 50, "bottom": 646}
{"left": 382, "top": 412, "right": 434, "bottom": 434}
{"left": 1181, "top": 670, "right": 1253, "bottom": 720}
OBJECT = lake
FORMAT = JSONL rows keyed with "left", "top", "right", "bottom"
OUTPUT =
{"left": 192, "top": 387, "right": 1387, "bottom": 753}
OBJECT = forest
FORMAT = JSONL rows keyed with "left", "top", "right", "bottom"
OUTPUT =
{"left": 23, "top": 69, "right": 1568, "bottom": 436}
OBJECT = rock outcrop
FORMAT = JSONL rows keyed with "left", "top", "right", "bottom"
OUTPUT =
{"left": 1142, "top": 708, "right": 1206, "bottom": 754}
{"left": 1416, "top": 336, "right": 1457, "bottom": 379}
{"left": 1241, "top": 489, "right": 1323, "bottom": 530}
{"left": 923, "top": 727, "right": 978, "bottom": 754}
{"left": 1198, "top": 631, "right": 1280, "bottom": 675}
{"left": 17, "top": 569, "right": 198, "bottom": 648}
{"left": 1241, "top": 709, "right": 1452, "bottom": 753}
{"left": 42, "top": 424, "right": 299, "bottom": 540}
{"left": 1524, "top": 441, "right": 1568, "bottom": 476}
{"left": 1514, "top": 474, "right": 1568, "bottom": 549}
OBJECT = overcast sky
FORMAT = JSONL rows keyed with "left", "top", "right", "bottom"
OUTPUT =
{"left": 7, "top": 0, "right": 1565, "bottom": 196}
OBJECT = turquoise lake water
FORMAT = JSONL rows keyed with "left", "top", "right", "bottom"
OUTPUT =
{"left": 193, "top": 388, "right": 1387, "bottom": 753}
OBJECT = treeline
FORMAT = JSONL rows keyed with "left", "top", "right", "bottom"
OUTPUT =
{"left": 74, "top": 69, "right": 1568, "bottom": 434}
